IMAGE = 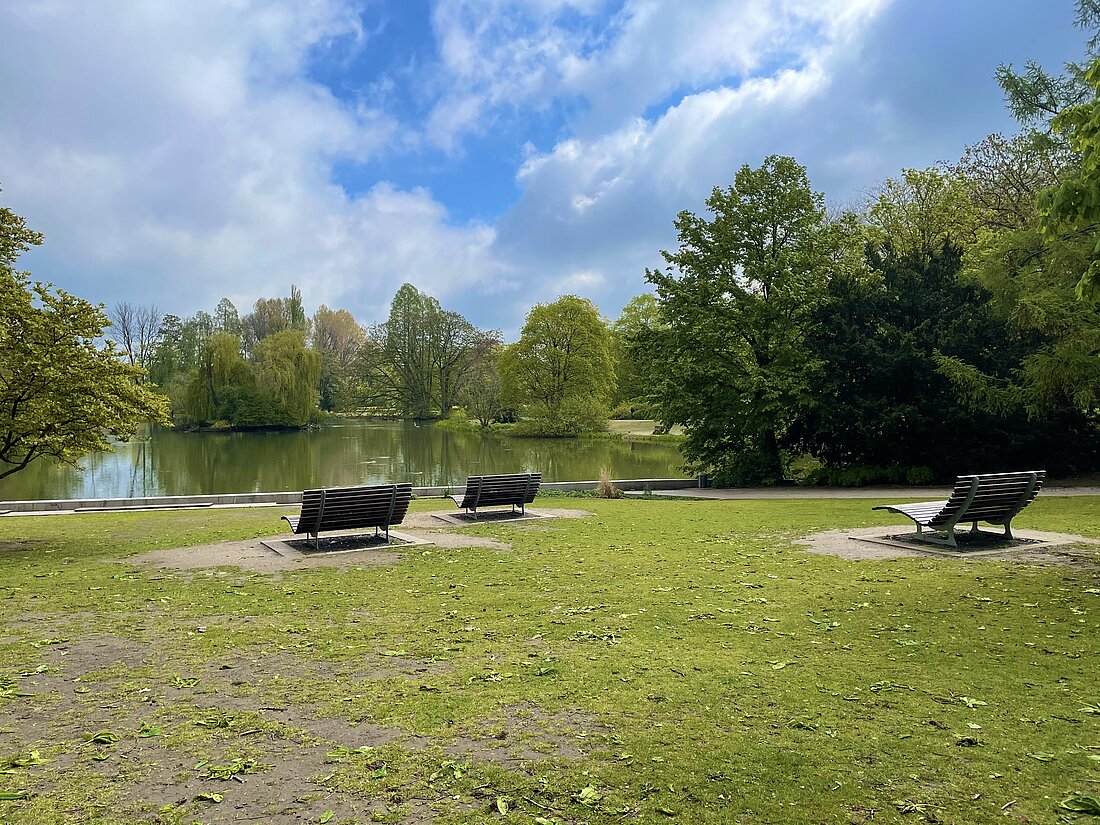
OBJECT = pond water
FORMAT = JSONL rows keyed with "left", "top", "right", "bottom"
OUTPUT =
{"left": 0, "top": 421, "right": 688, "bottom": 501}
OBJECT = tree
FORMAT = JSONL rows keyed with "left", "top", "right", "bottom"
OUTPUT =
{"left": 611, "top": 293, "right": 662, "bottom": 410}
{"left": 646, "top": 155, "right": 862, "bottom": 484}
{"left": 107, "top": 302, "right": 161, "bottom": 372}
{"left": 251, "top": 329, "right": 321, "bottom": 427}
{"left": 0, "top": 200, "right": 168, "bottom": 479}
{"left": 361, "top": 284, "right": 493, "bottom": 419}
{"left": 865, "top": 167, "right": 975, "bottom": 258}
{"left": 214, "top": 297, "right": 242, "bottom": 337}
{"left": 369, "top": 284, "right": 437, "bottom": 418}
{"left": 184, "top": 332, "right": 250, "bottom": 425}
{"left": 936, "top": 21, "right": 1100, "bottom": 419}
{"left": 460, "top": 345, "right": 504, "bottom": 427}
{"left": 1040, "top": 55, "right": 1100, "bottom": 301}
{"left": 311, "top": 305, "right": 365, "bottom": 411}
{"left": 498, "top": 295, "right": 615, "bottom": 436}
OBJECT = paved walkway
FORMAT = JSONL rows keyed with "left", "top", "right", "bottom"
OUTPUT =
{"left": 628, "top": 484, "right": 1100, "bottom": 499}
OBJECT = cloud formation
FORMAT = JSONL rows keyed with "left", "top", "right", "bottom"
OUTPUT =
{"left": 0, "top": 0, "right": 1084, "bottom": 331}
{"left": 0, "top": 0, "right": 498, "bottom": 322}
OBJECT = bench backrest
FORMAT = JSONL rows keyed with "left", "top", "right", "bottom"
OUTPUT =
{"left": 929, "top": 471, "right": 1045, "bottom": 527}
{"left": 457, "top": 473, "right": 541, "bottom": 509}
{"left": 293, "top": 483, "right": 413, "bottom": 535}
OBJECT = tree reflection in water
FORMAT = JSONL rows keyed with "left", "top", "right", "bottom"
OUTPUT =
{"left": 0, "top": 421, "right": 686, "bottom": 500}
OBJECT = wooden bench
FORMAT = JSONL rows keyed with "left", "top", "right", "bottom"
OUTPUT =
{"left": 873, "top": 470, "right": 1045, "bottom": 547}
{"left": 450, "top": 472, "right": 541, "bottom": 518}
{"left": 282, "top": 483, "right": 413, "bottom": 548}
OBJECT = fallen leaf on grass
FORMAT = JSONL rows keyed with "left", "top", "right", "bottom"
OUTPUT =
{"left": 195, "top": 792, "right": 223, "bottom": 803}
{"left": 577, "top": 786, "right": 601, "bottom": 805}
{"left": 1059, "top": 794, "right": 1100, "bottom": 815}
{"left": 82, "top": 730, "right": 119, "bottom": 746}
{"left": 1027, "top": 752, "right": 1055, "bottom": 762}
{"left": 0, "top": 790, "right": 30, "bottom": 801}
{"left": 137, "top": 722, "right": 162, "bottom": 738}
{"left": 319, "top": 811, "right": 335, "bottom": 823}
{"left": 0, "top": 751, "right": 48, "bottom": 771}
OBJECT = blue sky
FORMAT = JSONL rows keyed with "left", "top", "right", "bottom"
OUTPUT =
{"left": 0, "top": 0, "right": 1089, "bottom": 337}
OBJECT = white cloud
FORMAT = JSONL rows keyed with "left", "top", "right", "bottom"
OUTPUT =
{"left": 0, "top": 0, "right": 499, "bottom": 323}
{"left": 489, "top": 0, "right": 891, "bottom": 316}
{"left": 425, "top": 0, "right": 890, "bottom": 146}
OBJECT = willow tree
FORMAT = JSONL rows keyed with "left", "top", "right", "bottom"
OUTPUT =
{"left": 646, "top": 155, "right": 862, "bottom": 484}
{"left": 251, "top": 329, "right": 321, "bottom": 427}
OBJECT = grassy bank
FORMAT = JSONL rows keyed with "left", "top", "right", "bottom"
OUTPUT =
{"left": 0, "top": 497, "right": 1097, "bottom": 823}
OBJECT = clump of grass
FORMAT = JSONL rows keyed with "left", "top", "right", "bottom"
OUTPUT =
{"left": 596, "top": 466, "right": 621, "bottom": 499}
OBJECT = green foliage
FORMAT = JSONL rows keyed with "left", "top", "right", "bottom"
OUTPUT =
{"left": 866, "top": 167, "right": 976, "bottom": 258}
{"left": 312, "top": 305, "right": 365, "bottom": 412}
{"left": 646, "top": 155, "right": 863, "bottom": 484}
{"left": 610, "top": 294, "right": 661, "bottom": 406}
{"left": 1041, "top": 56, "right": 1100, "bottom": 301}
{"left": 499, "top": 295, "right": 615, "bottom": 436}
{"left": 360, "top": 284, "right": 496, "bottom": 420}
{"left": 803, "top": 464, "right": 935, "bottom": 487}
{"left": 252, "top": 329, "right": 321, "bottom": 427}
{"left": 0, "top": 200, "right": 169, "bottom": 479}
{"left": 796, "top": 244, "right": 1098, "bottom": 476}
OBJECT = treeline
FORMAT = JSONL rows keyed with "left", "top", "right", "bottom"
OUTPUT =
{"left": 618, "top": 19, "right": 1100, "bottom": 484}
{"left": 125, "top": 283, "right": 507, "bottom": 429}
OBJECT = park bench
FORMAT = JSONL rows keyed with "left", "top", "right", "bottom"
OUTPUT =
{"left": 282, "top": 483, "right": 413, "bottom": 548}
{"left": 450, "top": 472, "right": 541, "bottom": 519}
{"left": 872, "top": 470, "right": 1046, "bottom": 548}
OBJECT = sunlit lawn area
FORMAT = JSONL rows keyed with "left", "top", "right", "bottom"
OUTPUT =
{"left": 0, "top": 496, "right": 1098, "bottom": 824}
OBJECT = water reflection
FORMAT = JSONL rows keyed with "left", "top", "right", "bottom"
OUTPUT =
{"left": 0, "top": 421, "right": 686, "bottom": 500}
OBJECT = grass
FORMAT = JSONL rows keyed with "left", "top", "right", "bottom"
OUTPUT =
{"left": 0, "top": 496, "right": 1098, "bottom": 823}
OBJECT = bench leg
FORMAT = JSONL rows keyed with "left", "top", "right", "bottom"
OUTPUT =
{"left": 1003, "top": 521, "right": 1013, "bottom": 540}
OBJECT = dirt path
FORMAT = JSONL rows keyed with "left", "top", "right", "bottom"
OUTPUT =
{"left": 125, "top": 508, "right": 591, "bottom": 573}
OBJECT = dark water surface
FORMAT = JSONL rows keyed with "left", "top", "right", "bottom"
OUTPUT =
{"left": 0, "top": 421, "right": 687, "bottom": 501}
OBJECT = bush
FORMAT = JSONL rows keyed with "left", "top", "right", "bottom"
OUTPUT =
{"left": 905, "top": 465, "right": 935, "bottom": 485}
{"left": 803, "top": 464, "right": 939, "bottom": 487}
{"left": 609, "top": 402, "right": 636, "bottom": 420}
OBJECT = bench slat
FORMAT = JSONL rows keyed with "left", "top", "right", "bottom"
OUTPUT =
{"left": 284, "top": 483, "right": 413, "bottom": 538}
{"left": 874, "top": 471, "right": 1044, "bottom": 542}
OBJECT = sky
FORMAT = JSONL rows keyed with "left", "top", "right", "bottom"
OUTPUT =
{"left": 0, "top": 0, "right": 1089, "bottom": 338}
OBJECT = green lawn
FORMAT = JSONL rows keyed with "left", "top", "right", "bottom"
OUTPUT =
{"left": 0, "top": 497, "right": 1097, "bottom": 824}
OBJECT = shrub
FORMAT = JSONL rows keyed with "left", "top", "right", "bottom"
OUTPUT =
{"left": 905, "top": 465, "right": 935, "bottom": 485}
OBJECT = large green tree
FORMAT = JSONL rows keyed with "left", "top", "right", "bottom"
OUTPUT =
{"left": 499, "top": 295, "right": 615, "bottom": 436}
{"left": 936, "top": 21, "right": 1100, "bottom": 420}
{"left": 646, "top": 155, "right": 862, "bottom": 484}
{"left": 363, "top": 284, "right": 495, "bottom": 419}
{"left": 610, "top": 294, "right": 661, "bottom": 411}
{"left": 0, "top": 198, "right": 168, "bottom": 479}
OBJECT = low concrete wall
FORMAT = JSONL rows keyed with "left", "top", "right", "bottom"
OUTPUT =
{"left": 0, "top": 477, "right": 699, "bottom": 514}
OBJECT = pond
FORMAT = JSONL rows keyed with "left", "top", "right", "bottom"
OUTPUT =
{"left": 0, "top": 420, "right": 688, "bottom": 501}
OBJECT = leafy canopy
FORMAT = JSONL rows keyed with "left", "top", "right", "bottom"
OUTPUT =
{"left": 0, "top": 198, "right": 169, "bottom": 479}
{"left": 646, "top": 155, "right": 862, "bottom": 484}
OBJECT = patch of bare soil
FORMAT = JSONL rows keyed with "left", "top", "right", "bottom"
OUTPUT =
{"left": 0, "top": 634, "right": 598, "bottom": 823}
{"left": 799, "top": 526, "right": 1100, "bottom": 567}
{"left": 444, "top": 702, "right": 611, "bottom": 767}
{"left": 122, "top": 508, "right": 590, "bottom": 573}
{"left": 400, "top": 507, "right": 592, "bottom": 530}
{"left": 124, "top": 537, "right": 405, "bottom": 574}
